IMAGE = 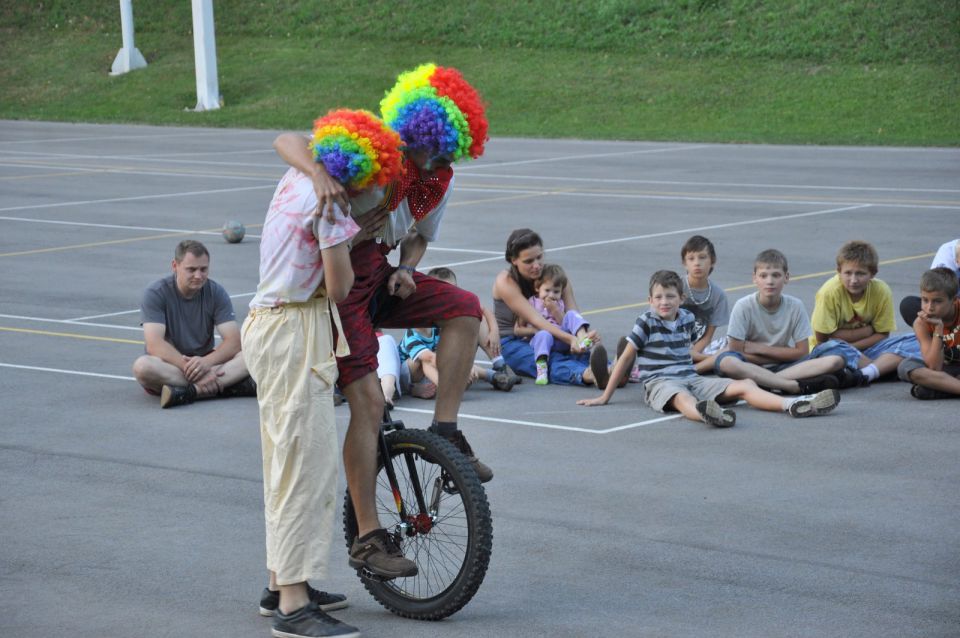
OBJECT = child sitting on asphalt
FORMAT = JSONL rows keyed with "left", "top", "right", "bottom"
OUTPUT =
{"left": 809, "top": 240, "right": 921, "bottom": 387}
{"left": 900, "top": 238, "right": 960, "bottom": 326}
{"left": 577, "top": 270, "right": 840, "bottom": 427}
{"left": 514, "top": 264, "right": 591, "bottom": 385}
{"left": 713, "top": 249, "right": 845, "bottom": 394}
{"left": 679, "top": 235, "right": 731, "bottom": 374}
{"left": 399, "top": 267, "right": 515, "bottom": 394}
{"left": 896, "top": 267, "right": 960, "bottom": 400}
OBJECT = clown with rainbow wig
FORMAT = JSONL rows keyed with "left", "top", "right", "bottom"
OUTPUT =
{"left": 271, "top": 65, "right": 495, "bottom": 604}
{"left": 243, "top": 109, "right": 405, "bottom": 638}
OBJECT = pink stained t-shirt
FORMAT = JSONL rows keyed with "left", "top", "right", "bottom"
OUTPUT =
{"left": 250, "top": 168, "right": 360, "bottom": 308}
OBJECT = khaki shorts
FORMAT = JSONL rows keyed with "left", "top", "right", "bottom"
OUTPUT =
{"left": 241, "top": 295, "right": 348, "bottom": 585}
{"left": 644, "top": 375, "right": 733, "bottom": 412}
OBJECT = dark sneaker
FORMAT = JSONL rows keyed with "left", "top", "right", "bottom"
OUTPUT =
{"left": 491, "top": 369, "right": 516, "bottom": 392}
{"left": 788, "top": 389, "right": 840, "bottom": 417}
{"left": 159, "top": 384, "right": 196, "bottom": 409}
{"left": 696, "top": 399, "right": 736, "bottom": 428}
{"left": 221, "top": 375, "right": 257, "bottom": 398}
{"left": 260, "top": 584, "right": 347, "bottom": 617}
{"left": 590, "top": 344, "right": 610, "bottom": 390}
{"left": 348, "top": 529, "right": 418, "bottom": 579}
{"left": 796, "top": 373, "right": 840, "bottom": 395}
{"left": 615, "top": 336, "right": 632, "bottom": 388}
{"left": 429, "top": 426, "right": 493, "bottom": 482}
{"left": 271, "top": 601, "right": 359, "bottom": 638}
{"left": 502, "top": 363, "right": 522, "bottom": 384}
{"left": 833, "top": 367, "right": 867, "bottom": 389}
{"left": 910, "top": 384, "right": 958, "bottom": 400}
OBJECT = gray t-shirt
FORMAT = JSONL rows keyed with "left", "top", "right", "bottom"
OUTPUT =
{"left": 140, "top": 274, "right": 235, "bottom": 356}
{"left": 727, "top": 292, "right": 811, "bottom": 353}
{"left": 681, "top": 279, "right": 729, "bottom": 344}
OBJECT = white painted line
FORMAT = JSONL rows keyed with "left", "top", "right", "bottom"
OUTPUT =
{"left": 456, "top": 145, "right": 711, "bottom": 170}
{"left": 457, "top": 172, "right": 960, "bottom": 194}
{"left": 0, "top": 362, "right": 653, "bottom": 435}
{"left": 0, "top": 128, "right": 264, "bottom": 146}
{"left": 0, "top": 313, "right": 143, "bottom": 331}
{"left": 426, "top": 204, "right": 873, "bottom": 270}
{"left": 0, "top": 185, "right": 275, "bottom": 213}
{"left": 390, "top": 405, "right": 669, "bottom": 434}
{"left": 66, "top": 292, "right": 255, "bottom": 321}
{"left": 0, "top": 160, "right": 275, "bottom": 182}
{"left": 0, "top": 362, "right": 135, "bottom": 381}
{"left": 0, "top": 215, "right": 251, "bottom": 236}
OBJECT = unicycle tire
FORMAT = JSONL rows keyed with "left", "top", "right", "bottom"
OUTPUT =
{"left": 343, "top": 428, "right": 492, "bottom": 620}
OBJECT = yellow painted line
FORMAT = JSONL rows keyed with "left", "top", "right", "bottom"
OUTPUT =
{"left": 0, "top": 326, "right": 143, "bottom": 345}
{"left": 0, "top": 223, "right": 263, "bottom": 258}
{"left": 582, "top": 252, "right": 935, "bottom": 316}
{"left": 0, "top": 170, "right": 97, "bottom": 181}
{"left": 450, "top": 189, "right": 575, "bottom": 207}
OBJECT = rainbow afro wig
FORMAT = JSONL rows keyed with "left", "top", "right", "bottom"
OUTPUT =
{"left": 310, "top": 109, "right": 404, "bottom": 191}
{"left": 380, "top": 63, "right": 488, "bottom": 162}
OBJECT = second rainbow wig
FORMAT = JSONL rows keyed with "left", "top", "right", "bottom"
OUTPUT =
{"left": 310, "top": 109, "right": 404, "bottom": 191}
{"left": 380, "top": 63, "right": 488, "bottom": 162}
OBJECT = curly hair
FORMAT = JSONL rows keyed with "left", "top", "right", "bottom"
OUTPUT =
{"left": 310, "top": 109, "right": 404, "bottom": 190}
{"left": 380, "top": 63, "right": 488, "bottom": 161}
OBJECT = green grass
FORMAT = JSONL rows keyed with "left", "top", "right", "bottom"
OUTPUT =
{"left": 1, "top": 1, "right": 957, "bottom": 145}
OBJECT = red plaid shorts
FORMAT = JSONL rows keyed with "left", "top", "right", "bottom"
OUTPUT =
{"left": 335, "top": 240, "right": 481, "bottom": 389}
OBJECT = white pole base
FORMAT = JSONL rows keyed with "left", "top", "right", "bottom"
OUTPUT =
{"left": 109, "top": 47, "right": 148, "bottom": 76}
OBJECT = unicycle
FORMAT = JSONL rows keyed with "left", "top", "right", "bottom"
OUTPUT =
{"left": 342, "top": 406, "right": 493, "bottom": 620}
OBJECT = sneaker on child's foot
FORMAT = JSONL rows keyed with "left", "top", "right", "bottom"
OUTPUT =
{"left": 348, "top": 529, "right": 418, "bottom": 579}
{"left": 535, "top": 359, "right": 548, "bottom": 385}
{"left": 491, "top": 369, "right": 516, "bottom": 392}
{"left": 271, "top": 601, "right": 359, "bottom": 638}
{"left": 159, "top": 384, "right": 196, "bottom": 409}
{"left": 430, "top": 425, "right": 493, "bottom": 482}
{"left": 833, "top": 367, "right": 867, "bottom": 389}
{"left": 788, "top": 389, "right": 840, "bottom": 417}
{"left": 696, "top": 400, "right": 736, "bottom": 428}
{"left": 589, "top": 345, "right": 610, "bottom": 390}
{"left": 796, "top": 373, "right": 840, "bottom": 395}
{"left": 260, "top": 584, "right": 347, "bottom": 616}
{"left": 910, "top": 384, "right": 958, "bottom": 400}
{"left": 579, "top": 337, "right": 593, "bottom": 350}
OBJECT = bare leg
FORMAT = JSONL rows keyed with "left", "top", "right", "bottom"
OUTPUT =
{"left": 418, "top": 350, "right": 440, "bottom": 386}
{"left": 775, "top": 355, "right": 844, "bottom": 380}
{"left": 718, "top": 356, "right": 800, "bottom": 393}
{"left": 906, "top": 367, "right": 960, "bottom": 395}
{"left": 721, "top": 379, "right": 787, "bottom": 412}
{"left": 668, "top": 391, "right": 706, "bottom": 422}
{"left": 380, "top": 374, "right": 397, "bottom": 405}
{"left": 132, "top": 355, "right": 189, "bottom": 392}
{"left": 341, "top": 373, "right": 386, "bottom": 538}
{"left": 433, "top": 316, "right": 480, "bottom": 422}
{"left": 215, "top": 351, "right": 251, "bottom": 390}
{"left": 870, "top": 353, "right": 905, "bottom": 377}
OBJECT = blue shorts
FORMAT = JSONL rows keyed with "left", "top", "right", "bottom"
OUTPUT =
{"left": 810, "top": 334, "right": 921, "bottom": 370}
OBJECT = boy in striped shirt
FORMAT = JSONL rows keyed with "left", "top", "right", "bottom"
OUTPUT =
{"left": 578, "top": 270, "right": 840, "bottom": 427}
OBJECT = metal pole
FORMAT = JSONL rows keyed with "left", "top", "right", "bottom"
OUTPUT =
{"left": 109, "top": 0, "right": 147, "bottom": 76}
{"left": 190, "top": 0, "right": 222, "bottom": 111}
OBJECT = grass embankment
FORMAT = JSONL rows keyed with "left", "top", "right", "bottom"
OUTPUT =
{"left": 1, "top": 1, "right": 957, "bottom": 145}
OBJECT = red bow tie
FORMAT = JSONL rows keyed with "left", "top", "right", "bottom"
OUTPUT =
{"left": 388, "top": 159, "right": 453, "bottom": 221}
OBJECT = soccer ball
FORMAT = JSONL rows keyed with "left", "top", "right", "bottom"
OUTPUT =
{"left": 222, "top": 220, "right": 245, "bottom": 243}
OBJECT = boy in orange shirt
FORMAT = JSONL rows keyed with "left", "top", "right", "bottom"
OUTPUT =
{"left": 897, "top": 267, "right": 960, "bottom": 399}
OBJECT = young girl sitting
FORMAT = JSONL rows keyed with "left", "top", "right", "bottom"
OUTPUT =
{"left": 515, "top": 264, "right": 592, "bottom": 385}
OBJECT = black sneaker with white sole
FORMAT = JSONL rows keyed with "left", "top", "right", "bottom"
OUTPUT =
{"left": 696, "top": 399, "right": 736, "bottom": 428}
{"left": 271, "top": 601, "right": 359, "bottom": 638}
{"left": 259, "top": 584, "right": 347, "bottom": 616}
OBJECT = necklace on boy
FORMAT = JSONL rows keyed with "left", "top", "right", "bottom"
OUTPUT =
{"left": 686, "top": 280, "right": 712, "bottom": 306}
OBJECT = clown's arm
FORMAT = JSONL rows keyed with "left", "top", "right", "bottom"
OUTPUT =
{"left": 273, "top": 133, "right": 350, "bottom": 221}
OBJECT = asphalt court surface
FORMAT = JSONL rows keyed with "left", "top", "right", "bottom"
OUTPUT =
{"left": 1, "top": 119, "right": 958, "bottom": 637}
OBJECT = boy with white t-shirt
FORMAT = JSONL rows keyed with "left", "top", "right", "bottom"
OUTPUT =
{"left": 714, "top": 249, "right": 845, "bottom": 394}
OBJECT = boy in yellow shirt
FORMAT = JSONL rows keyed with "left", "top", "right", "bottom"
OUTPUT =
{"left": 810, "top": 240, "right": 920, "bottom": 386}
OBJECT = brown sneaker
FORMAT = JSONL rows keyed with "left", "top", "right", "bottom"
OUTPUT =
{"left": 589, "top": 344, "right": 610, "bottom": 389}
{"left": 491, "top": 369, "right": 516, "bottom": 392}
{"left": 615, "top": 336, "right": 632, "bottom": 388}
{"left": 348, "top": 529, "right": 417, "bottom": 579}
{"left": 431, "top": 426, "right": 493, "bottom": 483}
{"left": 160, "top": 384, "right": 196, "bottom": 409}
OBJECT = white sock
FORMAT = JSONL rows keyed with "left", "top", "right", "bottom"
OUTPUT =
{"left": 861, "top": 364, "right": 880, "bottom": 382}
